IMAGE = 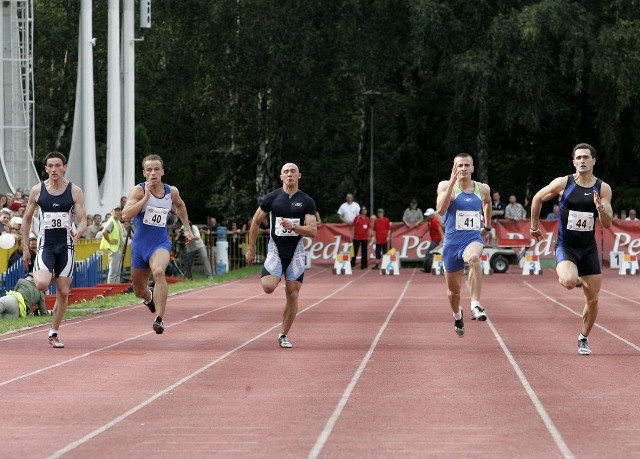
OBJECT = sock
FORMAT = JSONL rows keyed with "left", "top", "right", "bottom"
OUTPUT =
{"left": 49, "top": 329, "right": 58, "bottom": 337}
{"left": 453, "top": 308, "right": 462, "bottom": 320}
{"left": 471, "top": 300, "right": 481, "bottom": 309}
{"left": 155, "top": 316, "right": 162, "bottom": 323}
{"left": 579, "top": 333, "right": 588, "bottom": 341}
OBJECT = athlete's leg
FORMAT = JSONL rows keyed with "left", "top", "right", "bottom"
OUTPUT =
{"left": 282, "top": 280, "right": 301, "bottom": 335}
{"left": 131, "top": 266, "right": 152, "bottom": 301}
{"left": 578, "top": 274, "right": 601, "bottom": 337}
{"left": 261, "top": 275, "right": 281, "bottom": 293}
{"left": 463, "top": 241, "right": 485, "bottom": 302}
{"left": 148, "top": 248, "right": 171, "bottom": 319}
{"left": 556, "top": 260, "right": 580, "bottom": 289}
{"left": 51, "top": 275, "right": 72, "bottom": 330}
{"left": 444, "top": 269, "right": 464, "bottom": 314}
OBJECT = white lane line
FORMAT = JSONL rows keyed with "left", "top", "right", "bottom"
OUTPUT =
{"left": 486, "top": 318, "right": 575, "bottom": 459}
{"left": 525, "top": 282, "right": 640, "bottom": 352}
{"left": 308, "top": 279, "right": 413, "bottom": 459}
{"left": 48, "top": 278, "right": 355, "bottom": 459}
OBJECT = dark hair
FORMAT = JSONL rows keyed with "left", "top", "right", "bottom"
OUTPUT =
{"left": 572, "top": 143, "right": 596, "bottom": 158}
{"left": 44, "top": 151, "right": 67, "bottom": 166}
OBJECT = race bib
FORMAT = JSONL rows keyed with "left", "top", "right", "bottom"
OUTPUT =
{"left": 143, "top": 206, "right": 169, "bottom": 227}
{"left": 455, "top": 211, "right": 481, "bottom": 231}
{"left": 274, "top": 218, "right": 300, "bottom": 236}
{"left": 566, "top": 210, "right": 594, "bottom": 232}
{"left": 41, "top": 211, "right": 71, "bottom": 230}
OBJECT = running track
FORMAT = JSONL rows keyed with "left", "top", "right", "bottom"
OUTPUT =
{"left": 1, "top": 267, "right": 639, "bottom": 458}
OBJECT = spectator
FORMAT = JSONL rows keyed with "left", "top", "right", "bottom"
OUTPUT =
{"left": 491, "top": 191, "right": 506, "bottom": 221}
{"left": 0, "top": 273, "right": 47, "bottom": 318}
{"left": 228, "top": 222, "right": 242, "bottom": 268}
{"left": 183, "top": 221, "right": 214, "bottom": 280}
{"left": 337, "top": 192, "right": 360, "bottom": 225}
{"left": 351, "top": 206, "right": 371, "bottom": 270}
{"left": 546, "top": 204, "right": 560, "bottom": 220}
{"left": 402, "top": 198, "right": 423, "bottom": 228}
{"left": 0, "top": 208, "right": 10, "bottom": 233}
{"left": 504, "top": 195, "right": 527, "bottom": 221}
{"left": 7, "top": 193, "right": 23, "bottom": 212}
{"left": 620, "top": 209, "right": 628, "bottom": 220}
{"left": 99, "top": 205, "right": 126, "bottom": 283}
{"left": 371, "top": 208, "right": 391, "bottom": 270}
{"left": 85, "top": 214, "right": 103, "bottom": 239}
{"left": 0, "top": 195, "right": 7, "bottom": 209}
{"left": 422, "top": 208, "right": 444, "bottom": 272}
{"left": 626, "top": 209, "right": 637, "bottom": 221}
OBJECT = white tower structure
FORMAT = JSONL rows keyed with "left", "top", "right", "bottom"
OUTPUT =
{"left": 0, "top": 0, "right": 39, "bottom": 194}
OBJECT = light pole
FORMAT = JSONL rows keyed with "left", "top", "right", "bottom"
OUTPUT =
{"left": 363, "top": 91, "right": 381, "bottom": 214}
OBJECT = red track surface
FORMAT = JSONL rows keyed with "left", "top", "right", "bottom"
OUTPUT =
{"left": 1, "top": 267, "right": 639, "bottom": 458}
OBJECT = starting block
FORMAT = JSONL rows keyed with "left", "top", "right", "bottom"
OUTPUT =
{"left": 522, "top": 251, "right": 542, "bottom": 276}
{"left": 618, "top": 254, "right": 639, "bottom": 275}
{"left": 333, "top": 252, "right": 352, "bottom": 275}
{"left": 480, "top": 253, "right": 492, "bottom": 275}
{"left": 431, "top": 252, "right": 444, "bottom": 275}
{"left": 381, "top": 252, "right": 400, "bottom": 275}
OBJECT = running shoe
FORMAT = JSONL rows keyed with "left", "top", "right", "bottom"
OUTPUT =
{"left": 578, "top": 338, "right": 591, "bottom": 355}
{"left": 153, "top": 317, "right": 165, "bottom": 334}
{"left": 454, "top": 310, "right": 465, "bottom": 338}
{"left": 471, "top": 305, "right": 487, "bottom": 321}
{"left": 49, "top": 333, "right": 65, "bottom": 348}
{"left": 144, "top": 287, "right": 156, "bottom": 313}
{"left": 278, "top": 334, "right": 293, "bottom": 348}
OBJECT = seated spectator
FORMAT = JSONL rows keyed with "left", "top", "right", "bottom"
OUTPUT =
{"left": 0, "top": 208, "right": 11, "bottom": 233}
{"left": 0, "top": 273, "right": 47, "bottom": 318}
{"left": 85, "top": 214, "right": 103, "bottom": 239}
{"left": 546, "top": 204, "right": 559, "bottom": 220}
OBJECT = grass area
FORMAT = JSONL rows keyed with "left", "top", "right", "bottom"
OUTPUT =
{"left": 0, "top": 266, "right": 262, "bottom": 335}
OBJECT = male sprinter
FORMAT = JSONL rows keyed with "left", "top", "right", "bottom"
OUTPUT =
{"left": 245, "top": 163, "right": 317, "bottom": 348}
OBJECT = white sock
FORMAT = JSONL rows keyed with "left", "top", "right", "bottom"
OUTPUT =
{"left": 453, "top": 308, "right": 462, "bottom": 320}
{"left": 49, "top": 329, "right": 58, "bottom": 337}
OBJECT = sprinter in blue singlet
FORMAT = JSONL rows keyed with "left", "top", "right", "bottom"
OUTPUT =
{"left": 20, "top": 151, "right": 88, "bottom": 348}
{"left": 436, "top": 153, "right": 493, "bottom": 338}
{"left": 530, "top": 143, "right": 613, "bottom": 355}
{"left": 245, "top": 163, "right": 317, "bottom": 348}
{"left": 122, "top": 154, "right": 194, "bottom": 335}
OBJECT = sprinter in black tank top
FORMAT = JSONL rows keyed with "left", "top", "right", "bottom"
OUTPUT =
{"left": 20, "top": 152, "right": 87, "bottom": 349}
{"left": 529, "top": 143, "right": 613, "bottom": 355}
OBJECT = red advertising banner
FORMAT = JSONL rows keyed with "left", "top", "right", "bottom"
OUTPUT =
{"left": 303, "top": 220, "right": 640, "bottom": 264}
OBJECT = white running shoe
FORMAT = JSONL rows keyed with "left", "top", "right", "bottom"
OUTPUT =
{"left": 578, "top": 338, "right": 591, "bottom": 355}
{"left": 278, "top": 334, "right": 293, "bottom": 348}
{"left": 471, "top": 305, "right": 487, "bottom": 321}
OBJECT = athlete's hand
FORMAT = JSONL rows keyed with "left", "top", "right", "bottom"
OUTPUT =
{"left": 530, "top": 227, "right": 545, "bottom": 242}
{"left": 183, "top": 229, "right": 195, "bottom": 244}
{"left": 593, "top": 190, "right": 604, "bottom": 211}
{"left": 245, "top": 247, "right": 256, "bottom": 265}
{"left": 22, "top": 250, "right": 31, "bottom": 271}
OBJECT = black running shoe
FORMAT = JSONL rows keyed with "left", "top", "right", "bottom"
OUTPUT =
{"left": 144, "top": 287, "right": 156, "bottom": 313}
{"left": 153, "top": 317, "right": 165, "bottom": 334}
{"left": 454, "top": 310, "right": 465, "bottom": 338}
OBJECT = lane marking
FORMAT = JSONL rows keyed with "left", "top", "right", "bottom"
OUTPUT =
{"left": 308, "top": 278, "right": 413, "bottom": 459}
{"left": 525, "top": 282, "right": 640, "bottom": 352}
{"left": 48, "top": 278, "right": 355, "bottom": 458}
{"left": 486, "top": 318, "right": 575, "bottom": 459}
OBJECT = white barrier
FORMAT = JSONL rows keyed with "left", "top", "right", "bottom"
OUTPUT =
{"left": 522, "top": 251, "right": 542, "bottom": 276}
{"left": 431, "top": 252, "right": 443, "bottom": 275}
{"left": 618, "top": 254, "right": 639, "bottom": 275}
{"left": 333, "top": 252, "right": 352, "bottom": 275}
{"left": 381, "top": 253, "right": 399, "bottom": 275}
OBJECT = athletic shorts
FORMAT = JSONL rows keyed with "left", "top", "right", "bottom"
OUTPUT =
{"left": 131, "top": 240, "right": 172, "bottom": 269}
{"left": 34, "top": 240, "right": 75, "bottom": 278}
{"left": 261, "top": 239, "right": 306, "bottom": 283}
{"left": 442, "top": 236, "right": 484, "bottom": 273}
{"left": 555, "top": 243, "right": 601, "bottom": 276}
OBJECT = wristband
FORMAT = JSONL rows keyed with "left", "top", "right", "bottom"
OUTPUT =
{"left": 483, "top": 226, "right": 492, "bottom": 231}
{"left": 530, "top": 228, "right": 540, "bottom": 233}
{"left": 292, "top": 222, "right": 297, "bottom": 231}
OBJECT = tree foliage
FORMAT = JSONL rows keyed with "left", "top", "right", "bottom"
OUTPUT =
{"left": 33, "top": 0, "right": 640, "bottom": 223}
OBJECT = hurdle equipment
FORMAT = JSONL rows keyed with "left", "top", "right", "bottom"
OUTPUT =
{"left": 333, "top": 252, "right": 352, "bottom": 275}
{"left": 480, "top": 252, "right": 492, "bottom": 275}
{"left": 618, "top": 254, "right": 639, "bottom": 276}
{"left": 609, "top": 251, "right": 623, "bottom": 269}
{"left": 381, "top": 252, "right": 400, "bottom": 275}
{"left": 521, "top": 251, "right": 542, "bottom": 276}
{"left": 431, "top": 252, "right": 444, "bottom": 275}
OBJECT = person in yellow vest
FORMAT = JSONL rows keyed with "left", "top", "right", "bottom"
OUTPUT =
{"left": 100, "top": 205, "right": 125, "bottom": 283}
{"left": 0, "top": 273, "right": 47, "bottom": 318}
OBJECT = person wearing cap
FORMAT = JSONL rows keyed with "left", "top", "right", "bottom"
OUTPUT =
{"left": 436, "top": 153, "right": 492, "bottom": 337}
{"left": 100, "top": 205, "right": 126, "bottom": 283}
{"left": 402, "top": 198, "right": 423, "bottom": 228}
{"left": 0, "top": 272, "right": 48, "bottom": 318}
{"left": 371, "top": 208, "right": 391, "bottom": 270}
{"left": 421, "top": 208, "right": 444, "bottom": 272}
